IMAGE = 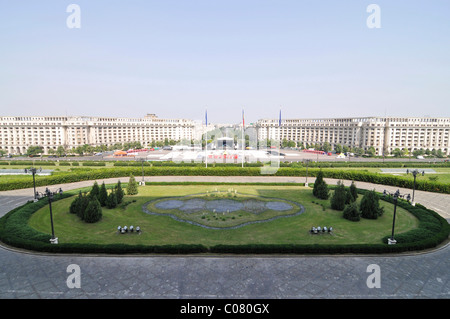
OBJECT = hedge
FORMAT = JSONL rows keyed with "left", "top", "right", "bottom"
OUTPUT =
{"left": 0, "top": 186, "right": 448, "bottom": 255}
{"left": 1, "top": 166, "right": 449, "bottom": 194}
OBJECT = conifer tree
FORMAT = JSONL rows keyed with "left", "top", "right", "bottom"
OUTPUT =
{"left": 77, "top": 192, "right": 90, "bottom": 221}
{"left": 313, "top": 170, "right": 329, "bottom": 199}
{"left": 330, "top": 180, "right": 346, "bottom": 210}
{"left": 83, "top": 198, "right": 102, "bottom": 223}
{"left": 116, "top": 180, "right": 124, "bottom": 204}
{"left": 98, "top": 182, "right": 108, "bottom": 207}
{"left": 126, "top": 174, "right": 138, "bottom": 195}
{"left": 106, "top": 190, "right": 118, "bottom": 209}
{"left": 360, "top": 190, "right": 384, "bottom": 219}
{"left": 89, "top": 181, "right": 100, "bottom": 200}
{"left": 349, "top": 181, "right": 358, "bottom": 202}
{"left": 343, "top": 202, "right": 360, "bottom": 221}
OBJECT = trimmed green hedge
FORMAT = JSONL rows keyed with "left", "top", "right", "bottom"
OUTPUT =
{"left": 1, "top": 166, "right": 449, "bottom": 194}
{"left": 0, "top": 186, "right": 448, "bottom": 255}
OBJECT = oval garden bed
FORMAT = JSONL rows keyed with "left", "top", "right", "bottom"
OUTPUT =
{"left": 143, "top": 191, "right": 304, "bottom": 229}
{"left": 0, "top": 184, "right": 448, "bottom": 255}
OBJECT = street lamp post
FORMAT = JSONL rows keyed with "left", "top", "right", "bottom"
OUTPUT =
{"left": 138, "top": 157, "right": 146, "bottom": 186}
{"left": 36, "top": 187, "right": 63, "bottom": 244}
{"left": 24, "top": 167, "right": 42, "bottom": 201}
{"left": 406, "top": 169, "right": 425, "bottom": 206}
{"left": 383, "top": 189, "right": 411, "bottom": 245}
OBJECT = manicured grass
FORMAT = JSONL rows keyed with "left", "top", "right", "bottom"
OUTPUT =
{"left": 27, "top": 184, "right": 419, "bottom": 248}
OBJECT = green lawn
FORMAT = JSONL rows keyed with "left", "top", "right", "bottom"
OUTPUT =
{"left": 28, "top": 184, "right": 419, "bottom": 248}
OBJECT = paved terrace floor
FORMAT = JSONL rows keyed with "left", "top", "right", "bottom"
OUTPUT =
{"left": 0, "top": 176, "right": 449, "bottom": 299}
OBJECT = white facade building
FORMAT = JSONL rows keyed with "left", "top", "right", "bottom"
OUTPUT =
{"left": 0, "top": 114, "right": 195, "bottom": 155}
{"left": 256, "top": 117, "right": 450, "bottom": 156}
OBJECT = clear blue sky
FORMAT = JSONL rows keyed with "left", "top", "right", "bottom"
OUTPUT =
{"left": 0, "top": 1, "right": 449, "bottom": 124}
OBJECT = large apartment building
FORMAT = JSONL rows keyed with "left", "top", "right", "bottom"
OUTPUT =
{"left": 256, "top": 117, "right": 450, "bottom": 156}
{"left": 0, "top": 114, "right": 195, "bottom": 155}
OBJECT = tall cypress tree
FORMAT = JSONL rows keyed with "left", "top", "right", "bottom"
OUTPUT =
{"left": 349, "top": 180, "right": 358, "bottom": 202}
{"left": 106, "top": 190, "right": 118, "bottom": 209}
{"left": 98, "top": 182, "right": 108, "bottom": 207}
{"left": 116, "top": 180, "right": 124, "bottom": 204}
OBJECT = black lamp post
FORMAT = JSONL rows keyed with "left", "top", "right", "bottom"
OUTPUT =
{"left": 406, "top": 169, "right": 425, "bottom": 206}
{"left": 24, "top": 167, "right": 42, "bottom": 201}
{"left": 138, "top": 157, "right": 146, "bottom": 186}
{"left": 36, "top": 187, "right": 63, "bottom": 244}
{"left": 383, "top": 189, "right": 411, "bottom": 245}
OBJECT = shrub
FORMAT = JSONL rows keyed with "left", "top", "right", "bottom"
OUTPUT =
{"left": 69, "top": 191, "right": 82, "bottom": 215}
{"left": 70, "top": 192, "right": 90, "bottom": 221}
{"left": 349, "top": 181, "right": 358, "bottom": 202}
{"left": 83, "top": 198, "right": 102, "bottom": 223}
{"left": 360, "top": 190, "right": 384, "bottom": 219}
{"left": 89, "top": 181, "right": 100, "bottom": 200}
{"left": 330, "top": 180, "right": 346, "bottom": 211}
{"left": 116, "top": 180, "right": 124, "bottom": 204}
{"left": 343, "top": 202, "right": 361, "bottom": 221}
{"left": 106, "top": 191, "right": 118, "bottom": 209}
{"left": 313, "top": 170, "right": 329, "bottom": 199}
{"left": 126, "top": 175, "right": 138, "bottom": 195}
{"left": 98, "top": 182, "right": 108, "bottom": 207}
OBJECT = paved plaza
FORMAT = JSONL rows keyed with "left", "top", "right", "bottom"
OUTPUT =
{"left": 0, "top": 176, "right": 449, "bottom": 299}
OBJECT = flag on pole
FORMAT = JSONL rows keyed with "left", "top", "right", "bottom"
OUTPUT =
{"left": 279, "top": 108, "right": 282, "bottom": 127}
{"left": 242, "top": 109, "right": 245, "bottom": 127}
{"left": 205, "top": 108, "right": 208, "bottom": 126}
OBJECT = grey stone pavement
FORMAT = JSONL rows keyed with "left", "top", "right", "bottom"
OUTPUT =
{"left": 0, "top": 176, "right": 449, "bottom": 299}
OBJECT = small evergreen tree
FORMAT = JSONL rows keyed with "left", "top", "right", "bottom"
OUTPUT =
{"left": 313, "top": 170, "right": 324, "bottom": 197}
{"left": 106, "top": 190, "right": 118, "bottom": 209}
{"left": 345, "top": 188, "right": 353, "bottom": 204}
{"left": 330, "top": 180, "right": 346, "bottom": 210}
{"left": 69, "top": 191, "right": 82, "bottom": 215}
{"left": 360, "top": 190, "right": 384, "bottom": 219}
{"left": 83, "top": 198, "right": 102, "bottom": 223}
{"left": 98, "top": 182, "right": 108, "bottom": 207}
{"left": 349, "top": 181, "right": 358, "bottom": 202}
{"left": 77, "top": 193, "right": 90, "bottom": 221}
{"left": 116, "top": 180, "right": 124, "bottom": 204}
{"left": 343, "top": 202, "right": 360, "bottom": 221}
{"left": 313, "top": 170, "right": 329, "bottom": 199}
{"left": 126, "top": 174, "right": 138, "bottom": 195}
{"left": 89, "top": 181, "right": 100, "bottom": 200}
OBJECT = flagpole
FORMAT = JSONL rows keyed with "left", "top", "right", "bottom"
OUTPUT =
{"left": 205, "top": 108, "right": 208, "bottom": 168}
{"left": 242, "top": 108, "right": 245, "bottom": 168}
{"left": 279, "top": 107, "right": 282, "bottom": 151}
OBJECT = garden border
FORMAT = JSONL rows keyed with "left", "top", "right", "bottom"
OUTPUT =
{"left": 0, "top": 182, "right": 448, "bottom": 255}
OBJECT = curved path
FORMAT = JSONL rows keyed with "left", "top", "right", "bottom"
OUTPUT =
{"left": 0, "top": 176, "right": 449, "bottom": 299}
